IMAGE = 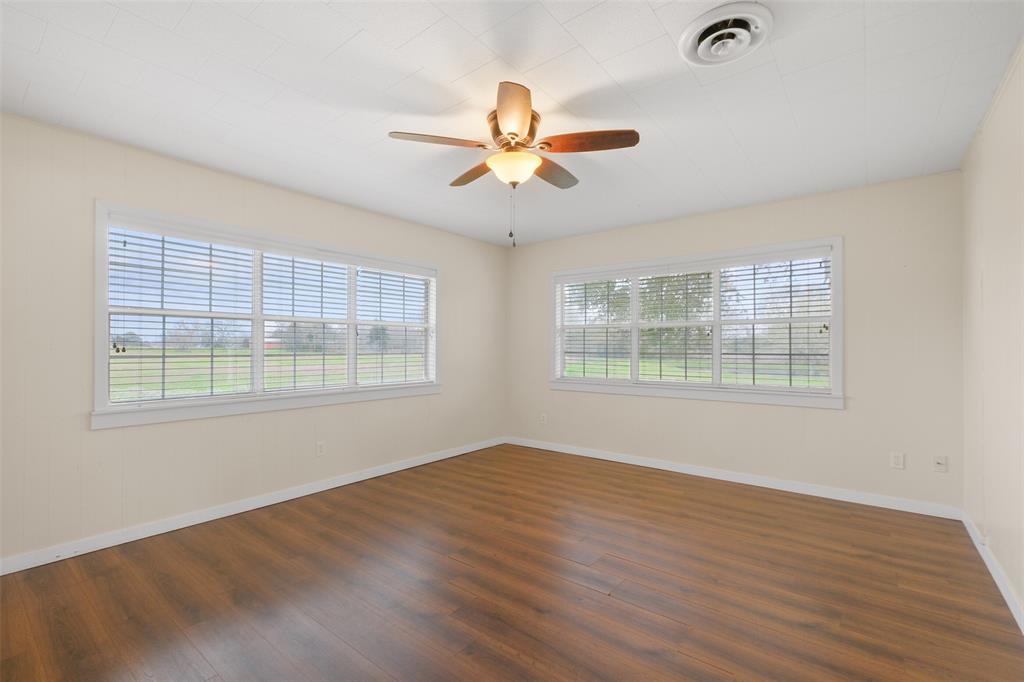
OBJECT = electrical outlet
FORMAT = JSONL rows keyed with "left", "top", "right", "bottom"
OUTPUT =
{"left": 932, "top": 455, "right": 948, "bottom": 473}
{"left": 539, "top": 413, "right": 548, "bottom": 424}
{"left": 889, "top": 452, "right": 905, "bottom": 470}
{"left": 315, "top": 441, "right": 326, "bottom": 458}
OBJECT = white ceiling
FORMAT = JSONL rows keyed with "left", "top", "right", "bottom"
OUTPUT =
{"left": 3, "top": 1, "right": 1022, "bottom": 245}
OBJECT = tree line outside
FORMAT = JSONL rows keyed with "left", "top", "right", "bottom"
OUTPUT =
{"left": 561, "top": 262, "right": 831, "bottom": 388}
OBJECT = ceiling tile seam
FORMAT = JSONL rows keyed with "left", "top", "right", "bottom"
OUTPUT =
{"left": 251, "top": 2, "right": 359, "bottom": 61}
{"left": 171, "top": 1, "right": 193, "bottom": 32}
{"left": 510, "top": 2, "right": 584, "bottom": 76}
{"left": 918, "top": 10, "right": 974, "bottom": 178}
{"left": 459, "top": 0, "right": 535, "bottom": 37}
{"left": 192, "top": 2, "right": 287, "bottom": 66}
{"left": 590, "top": 43, "right": 729, "bottom": 200}
{"left": 650, "top": 1, "right": 676, "bottom": 38}
{"left": 30, "top": 16, "right": 50, "bottom": 56}
{"left": 390, "top": 11, "right": 448, "bottom": 52}
{"left": 706, "top": 42, "right": 784, "bottom": 186}
{"left": 766, "top": 1, "right": 866, "bottom": 47}
{"left": 114, "top": 0, "right": 190, "bottom": 34}
{"left": 570, "top": 2, "right": 672, "bottom": 64}
{"left": 321, "top": 27, "right": 366, "bottom": 64}
{"left": 772, "top": 44, "right": 809, "bottom": 174}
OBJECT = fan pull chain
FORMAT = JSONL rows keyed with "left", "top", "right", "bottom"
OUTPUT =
{"left": 508, "top": 184, "right": 517, "bottom": 247}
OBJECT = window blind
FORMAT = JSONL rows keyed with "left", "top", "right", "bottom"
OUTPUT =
{"left": 355, "top": 268, "right": 432, "bottom": 385}
{"left": 558, "top": 278, "right": 631, "bottom": 379}
{"left": 554, "top": 246, "right": 835, "bottom": 399}
{"left": 720, "top": 258, "right": 831, "bottom": 389}
{"left": 107, "top": 227, "right": 254, "bottom": 402}
{"left": 104, "top": 224, "right": 436, "bottom": 407}
{"left": 637, "top": 272, "right": 713, "bottom": 383}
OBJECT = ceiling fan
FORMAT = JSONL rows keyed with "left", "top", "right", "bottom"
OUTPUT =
{"left": 388, "top": 81, "right": 640, "bottom": 189}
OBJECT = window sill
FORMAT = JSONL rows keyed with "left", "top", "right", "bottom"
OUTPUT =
{"left": 549, "top": 379, "right": 843, "bottom": 409}
{"left": 91, "top": 383, "right": 441, "bottom": 429}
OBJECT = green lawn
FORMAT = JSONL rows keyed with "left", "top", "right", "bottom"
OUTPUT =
{"left": 563, "top": 357, "right": 830, "bottom": 389}
{"left": 110, "top": 348, "right": 426, "bottom": 402}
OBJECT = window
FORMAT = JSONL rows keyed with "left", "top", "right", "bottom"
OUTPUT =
{"left": 552, "top": 239, "right": 842, "bottom": 408}
{"left": 95, "top": 204, "right": 438, "bottom": 428}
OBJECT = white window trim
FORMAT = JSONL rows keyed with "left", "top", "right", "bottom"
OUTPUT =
{"left": 549, "top": 237, "right": 844, "bottom": 410}
{"left": 93, "top": 201, "right": 441, "bottom": 429}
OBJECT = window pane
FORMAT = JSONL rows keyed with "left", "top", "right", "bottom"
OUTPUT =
{"left": 791, "top": 321, "right": 831, "bottom": 389}
{"left": 108, "top": 230, "right": 162, "bottom": 308}
{"left": 109, "top": 314, "right": 163, "bottom": 402}
{"left": 638, "top": 272, "right": 712, "bottom": 322}
{"left": 721, "top": 324, "right": 754, "bottom": 385}
{"left": 562, "top": 279, "right": 631, "bottom": 325}
{"left": 263, "top": 321, "right": 348, "bottom": 391}
{"left": 213, "top": 319, "right": 252, "bottom": 395}
{"left": 262, "top": 253, "right": 348, "bottom": 319}
{"left": 324, "top": 324, "right": 348, "bottom": 387}
{"left": 164, "top": 316, "right": 213, "bottom": 397}
{"left": 721, "top": 323, "right": 831, "bottom": 389}
{"left": 721, "top": 257, "right": 831, "bottom": 320}
{"left": 639, "top": 327, "right": 712, "bottom": 383}
{"left": 357, "top": 269, "right": 428, "bottom": 323}
{"left": 110, "top": 314, "right": 251, "bottom": 402}
{"left": 357, "top": 325, "right": 427, "bottom": 385}
{"left": 108, "top": 228, "right": 253, "bottom": 314}
{"left": 562, "top": 327, "right": 630, "bottom": 379}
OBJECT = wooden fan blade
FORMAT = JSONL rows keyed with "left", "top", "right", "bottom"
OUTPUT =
{"left": 537, "top": 129, "right": 639, "bottom": 153}
{"left": 389, "top": 131, "right": 490, "bottom": 149}
{"left": 450, "top": 162, "right": 491, "bottom": 186}
{"left": 535, "top": 157, "right": 578, "bottom": 189}
{"left": 496, "top": 81, "right": 532, "bottom": 141}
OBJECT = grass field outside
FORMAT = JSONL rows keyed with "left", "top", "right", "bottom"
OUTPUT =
{"left": 109, "top": 348, "right": 426, "bottom": 402}
{"left": 563, "top": 356, "right": 830, "bottom": 389}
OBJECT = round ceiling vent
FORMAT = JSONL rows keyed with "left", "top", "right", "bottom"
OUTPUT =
{"left": 678, "top": 2, "right": 773, "bottom": 67}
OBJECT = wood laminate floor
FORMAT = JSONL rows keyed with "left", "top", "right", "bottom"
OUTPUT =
{"left": 2, "top": 444, "right": 1022, "bottom": 681}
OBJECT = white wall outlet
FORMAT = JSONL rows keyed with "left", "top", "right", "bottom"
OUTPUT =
{"left": 539, "top": 413, "right": 548, "bottom": 424}
{"left": 932, "top": 455, "right": 949, "bottom": 473}
{"left": 315, "top": 441, "right": 326, "bottom": 457}
{"left": 889, "top": 452, "right": 905, "bottom": 470}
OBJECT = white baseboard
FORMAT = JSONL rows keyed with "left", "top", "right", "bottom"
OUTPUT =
{"left": 5, "top": 434, "right": 1022, "bottom": 638}
{"left": 0, "top": 437, "right": 504, "bottom": 576}
{"left": 963, "top": 514, "right": 1024, "bottom": 634}
{"left": 503, "top": 437, "right": 963, "bottom": 519}
{"left": 504, "top": 437, "right": 1024, "bottom": 636}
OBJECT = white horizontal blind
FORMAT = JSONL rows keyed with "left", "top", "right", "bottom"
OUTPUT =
{"left": 108, "top": 227, "right": 254, "bottom": 402}
{"left": 720, "top": 258, "right": 831, "bottom": 389}
{"left": 554, "top": 246, "right": 835, "bottom": 397}
{"left": 558, "top": 279, "right": 631, "bottom": 379}
{"left": 638, "top": 272, "right": 713, "bottom": 383}
{"left": 356, "top": 268, "right": 432, "bottom": 385}
{"left": 104, "top": 224, "right": 436, "bottom": 407}
{"left": 262, "top": 253, "right": 350, "bottom": 391}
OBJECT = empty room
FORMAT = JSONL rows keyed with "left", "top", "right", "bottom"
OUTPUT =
{"left": 2, "top": 0, "right": 1024, "bottom": 679}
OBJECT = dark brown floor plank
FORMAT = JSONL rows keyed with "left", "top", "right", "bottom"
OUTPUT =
{"left": 2, "top": 444, "right": 1022, "bottom": 681}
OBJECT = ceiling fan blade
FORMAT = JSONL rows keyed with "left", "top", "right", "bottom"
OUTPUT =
{"left": 389, "top": 131, "right": 490, "bottom": 149}
{"left": 535, "top": 157, "right": 578, "bottom": 189}
{"left": 537, "top": 129, "right": 640, "bottom": 153}
{"left": 450, "top": 162, "right": 491, "bottom": 187}
{"left": 496, "top": 81, "right": 532, "bottom": 141}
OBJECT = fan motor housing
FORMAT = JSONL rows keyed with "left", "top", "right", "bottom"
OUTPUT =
{"left": 488, "top": 109, "right": 541, "bottom": 148}
{"left": 679, "top": 2, "right": 773, "bottom": 66}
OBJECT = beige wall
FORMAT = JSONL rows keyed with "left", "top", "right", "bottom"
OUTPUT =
{"left": 506, "top": 173, "right": 964, "bottom": 507}
{"left": 0, "top": 101, "right": 996, "bottom": 565}
{"left": 0, "top": 114, "right": 508, "bottom": 560}
{"left": 963, "top": 44, "right": 1024, "bottom": 617}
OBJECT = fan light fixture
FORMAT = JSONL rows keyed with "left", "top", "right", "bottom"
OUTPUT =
{"left": 486, "top": 151, "right": 542, "bottom": 186}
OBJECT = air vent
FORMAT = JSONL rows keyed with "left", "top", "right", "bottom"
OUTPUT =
{"left": 679, "top": 2, "right": 773, "bottom": 66}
